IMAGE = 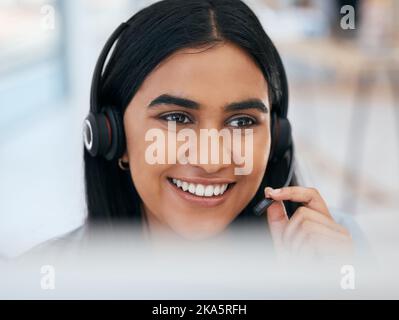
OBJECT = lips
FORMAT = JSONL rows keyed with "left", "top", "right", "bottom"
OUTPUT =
{"left": 166, "top": 176, "right": 236, "bottom": 207}
{"left": 170, "top": 177, "right": 233, "bottom": 198}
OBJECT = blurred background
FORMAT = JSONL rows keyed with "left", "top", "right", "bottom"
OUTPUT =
{"left": 0, "top": 0, "right": 398, "bottom": 258}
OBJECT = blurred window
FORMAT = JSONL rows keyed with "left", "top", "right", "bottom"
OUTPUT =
{"left": 0, "top": 0, "right": 65, "bottom": 131}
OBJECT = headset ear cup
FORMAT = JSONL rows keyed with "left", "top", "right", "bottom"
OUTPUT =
{"left": 269, "top": 113, "right": 277, "bottom": 162}
{"left": 113, "top": 109, "right": 126, "bottom": 159}
{"left": 104, "top": 107, "right": 125, "bottom": 161}
{"left": 265, "top": 117, "right": 294, "bottom": 188}
{"left": 269, "top": 117, "right": 292, "bottom": 163}
{"left": 275, "top": 118, "right": 292, "bottom": 160}
{"left": 84, "top": 113, "right": 98, "bottom": 156}
{"left": 84, "top": 112, "right": 110, "bottom": 157}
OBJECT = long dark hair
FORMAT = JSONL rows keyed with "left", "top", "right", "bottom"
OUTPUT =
{"left": 84, "top": 0, "right": 299, "bottom": 228}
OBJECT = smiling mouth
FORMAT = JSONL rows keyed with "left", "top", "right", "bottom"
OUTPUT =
{"left": 167, "top": 177, "right": 236, "bottom": 198}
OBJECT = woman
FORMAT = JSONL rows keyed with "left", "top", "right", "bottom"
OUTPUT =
{"left": 81, "top": 0, "right": 355, "bottom": 258}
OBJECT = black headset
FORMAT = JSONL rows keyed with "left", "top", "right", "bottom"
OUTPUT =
{"left": 83, "top": 23, "right": 130, "bottom": 161}
{"left": 83, "top": 21, "right": 295, "bottom": 215}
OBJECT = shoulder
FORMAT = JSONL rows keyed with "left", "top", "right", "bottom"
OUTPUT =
{"left": 21, "top": 224, "right": 89, "bottom": 259}
{"left": 329, "top": 208, "right": 372, "bottom": 257}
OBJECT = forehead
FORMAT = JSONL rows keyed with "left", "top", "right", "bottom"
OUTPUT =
{"left": 138, "top": 42, "right": 269, "bottom": 106}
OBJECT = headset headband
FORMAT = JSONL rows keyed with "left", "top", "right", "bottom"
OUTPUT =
{"left": 273, "top": 45, "right": 289, "bottom": 119}
{"left": 90, "top": 22, "right": 130, "bottom": 113}
{"left": 90, "top": 21, "right": 288, "bottom": 118}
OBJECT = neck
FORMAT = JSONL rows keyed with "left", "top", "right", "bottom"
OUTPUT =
{"left": 140, "top": 204, "right": 182, "bottom": 245}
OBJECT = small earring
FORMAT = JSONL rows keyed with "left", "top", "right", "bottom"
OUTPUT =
{"left": 118, "top": 158, "right": 130, "bottom": 171}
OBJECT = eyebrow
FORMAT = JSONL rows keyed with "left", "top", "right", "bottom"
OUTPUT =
{"left": 148, "top": 94, "right": 268, "bottom": 113}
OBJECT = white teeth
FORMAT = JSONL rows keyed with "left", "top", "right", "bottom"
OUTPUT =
{"left": 170, "top": 178, "right": 231, "bottom": 197}
{"left": 195, "top": 184, "right": 205, "bottom": 196}
{"left": 213, "top": 185, "right": 221, "bottom": 196}
{"left": 204, "top": 185, "right": 214, "bottom": 197}
{"left": 188, "top": 183, "right": 196, "bottom": 194}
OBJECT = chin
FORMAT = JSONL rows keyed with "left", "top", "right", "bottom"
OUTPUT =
{"left": 170, "top": 216, "right": 232, "bottom": 241}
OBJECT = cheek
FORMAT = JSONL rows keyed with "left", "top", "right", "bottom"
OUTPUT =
{"left": 252, "top": 131, "right": 271, "bottom": 172}
{"left": 228, "top": 130, "right": 270, "bottom": 211}
{"left": 123, "top": 118, "right": 157, "bottom": 195}
{"left": 124, "top": 118, "right": 173, "bottom": 213}
{"left": 240, "top": 130, "right": 270, "bottom": 191}
{"left": 237, "top": 125, "right": 270, "bottom": 171}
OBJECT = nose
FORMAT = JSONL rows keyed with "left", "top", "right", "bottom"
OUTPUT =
{"left": 177, "top": 128, "right": 233, "bottom": 174}
{"left": 193, "top": 156, "right": 232, "bottom": 175}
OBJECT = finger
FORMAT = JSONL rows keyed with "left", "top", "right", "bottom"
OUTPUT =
{"left": 266, "top": 199, "right": 289, "bottom": 251}
{"left": 283, "top": 206, "right": 349, "bottom": 245}
{"left": 297, "top": 237, "right": 317, "bottom": 258}
{"left": 289, "top": 220, "right": 349, "bottom": 252}
{"left": 305, "top": 234, "right": 354, "bottom": 258}
{"left": 265, "top": 186, "right": 330, "bottom": 216}
{"left": 290, "top": 227, "right": 309, "bottom": 253}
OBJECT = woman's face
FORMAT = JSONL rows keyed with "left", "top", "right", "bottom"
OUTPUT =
{"left": 123, "top": 42, "right": 271, "bottom": 239}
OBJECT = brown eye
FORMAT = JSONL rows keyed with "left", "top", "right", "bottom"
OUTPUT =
{"left": 226, "top": 116, "right": 257, "bottom": 128}
{"left": 160, "top": 112, "right": 192, "bottom": 124}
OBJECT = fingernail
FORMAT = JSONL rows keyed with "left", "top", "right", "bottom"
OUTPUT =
{"left": 270, "top": 188, "right": 281, "bottom": 194}
{"left": 264, "top": 187, "right": 273, "bottom": 198}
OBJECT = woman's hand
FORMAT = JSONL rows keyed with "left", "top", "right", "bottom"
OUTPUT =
{"left": 265, "top": 186, "right": 354, "bottom": 259}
